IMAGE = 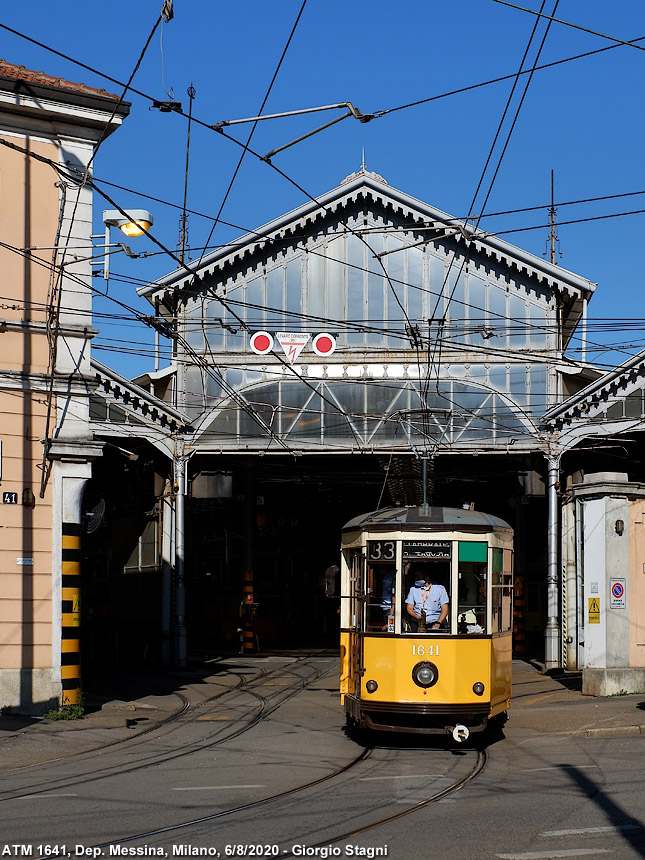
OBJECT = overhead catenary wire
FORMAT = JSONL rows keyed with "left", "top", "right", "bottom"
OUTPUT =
{"left": 193, "top": 0, "right": 308, "bottom": 273}
{"left": 1, "top": 16, "right": 640, "bottom": 454}
{"left": 4, "top": 192, "right": 638, "bottom": 391}
{"left": 37, "top": 4, "right": 170, "bottom": 494}
{"left": 92, "top": 169, "right": 645, "bottom": 232}
{"left": 0, "top": 230, "right": 297, "bottom": 452}
{"left": 0, "top": 47, "right": 640, "bottom": 478}
{"left": 3, "top": 16, "right": 642, "bottom": 138}
{"left": 3, "top": 15, "right": 642, "bottom": 298}
{"left": 423, "top": 0, "right": 560, "bottom": 442}
{"left": 489, "top": 0, "right": 645, "bottom": 54}
{"left": 1, "top": 14, "right": 632, "bottom": 293}
{"left": 4, "top": 216, "right": 640, "bottom": 386}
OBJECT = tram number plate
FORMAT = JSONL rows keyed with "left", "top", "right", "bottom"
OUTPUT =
{"left": 368, "top": 540, "right": 395, "bottom": 561}
{"left": 412, "top": 644, "right": 439, "bottom": 656}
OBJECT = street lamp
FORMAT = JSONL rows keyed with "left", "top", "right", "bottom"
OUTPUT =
{"left": 101, "top": 208, "right": 154, "bottom": 280}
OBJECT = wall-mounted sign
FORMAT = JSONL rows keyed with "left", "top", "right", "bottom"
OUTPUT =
{"left": 403, "top": 540, "right": 451, "bottom": 560}
{"left": 2, "top": 491, "right": 18, "bottom": 505}
{"left": 588, "top": 597, "right": 600, "bottom": 624}
{"left": 249, "top": 331, "right": 274, "bottom": 355}
{"left": 248, "top": 332, "right": 337, "bottom": 361}
{"left": 312, "top": 332, "right": 337, "bottom": 356}
{"left": 610, "top": 578, "right": 626, "bottom": 608}
{"left": 276, "top": 332, "right": 310, "bottom": 364}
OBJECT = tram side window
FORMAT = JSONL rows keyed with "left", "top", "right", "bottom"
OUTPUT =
{"left": 457, "top": 564, "right": 486, "bottom": 634}
{"left": 491, "top": 548, "right": 513, "bottom": 633}
{"left": 366, "top": 564, "right": 396, "bottom": 631}
{"left": 457, "top": 541, "right": 487, "bottom": 634}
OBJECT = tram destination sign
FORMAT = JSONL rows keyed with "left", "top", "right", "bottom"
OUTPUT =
{"left": 403, "top": 540, "right": 451, "bottom": 560}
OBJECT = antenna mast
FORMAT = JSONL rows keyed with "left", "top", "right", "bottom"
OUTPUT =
{"left": 548, "top": 169, "right": 557, "bottom": 266}
{"left": 178, "top": 83, "right": 195, "bottom": 265}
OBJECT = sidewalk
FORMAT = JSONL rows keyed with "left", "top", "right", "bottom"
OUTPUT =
{"left": 1, "top": 659, "right": 645, "bottom": 768}
{"left": 508, "top": 660, "right": 645, "bottom": 737}
{"left": 0, "top": 665, "right": 214, "bottom": 768}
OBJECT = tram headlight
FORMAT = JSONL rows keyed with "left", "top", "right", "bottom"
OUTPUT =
{"left": 472, "top": 682, "right": 485, "bottom": 696}
{"left": 412, "top": 661, "right": 438, "bottom": 689}
{"left": 365, "top": 680, "right": 378, "bottom": 693}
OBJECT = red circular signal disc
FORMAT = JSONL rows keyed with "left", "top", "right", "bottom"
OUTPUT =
{"left": 250, "top": 331, "right": 274, "bottom": 354}
{"left": 312, "top": 332, "right": 336, "bottom": 356}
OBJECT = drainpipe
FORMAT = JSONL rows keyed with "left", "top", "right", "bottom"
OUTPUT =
{"left": 175, "top": 453, "right": 187, "bottom": 668}
{"left": 575, "top": 497, "right": 584, "bottom": 670}
{"left": 545, "top": 454, "right": 561, "bottom": 669}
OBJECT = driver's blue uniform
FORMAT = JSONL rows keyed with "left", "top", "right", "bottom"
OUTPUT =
{"left": 405, "top": 583, "right": 449, "bottom": 624}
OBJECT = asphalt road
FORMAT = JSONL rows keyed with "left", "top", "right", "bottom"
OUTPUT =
{"left": 1, "top": 656, "right": 644, "bottom": 860}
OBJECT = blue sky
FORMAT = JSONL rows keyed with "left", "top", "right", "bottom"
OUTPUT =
{"left": 3, "top": 1, "right": 644, "bottom": 377}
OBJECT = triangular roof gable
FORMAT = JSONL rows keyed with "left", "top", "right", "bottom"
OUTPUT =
{"left": 139, "top": 172, "right": 595, "bottom": 310}
{"left": 90, "top": 359, "right": 187, "bottom": 457}
{"left": 543, "top": 348, "right": 645, "bottom": 449}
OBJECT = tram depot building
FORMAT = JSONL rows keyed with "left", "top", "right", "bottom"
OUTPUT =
{"left": 3, "top": 64, "right": 645, "bottom": 710}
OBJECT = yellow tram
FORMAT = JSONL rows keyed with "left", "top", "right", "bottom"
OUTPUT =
{"left": 340, "top": 505, "right": 513, "bottom": 741}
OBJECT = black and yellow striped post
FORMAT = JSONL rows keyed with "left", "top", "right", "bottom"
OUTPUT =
{"left": 61, "top": 523, "right": 82, "bottom": 705}
{"left": 513, "top": 575, "right": 526, "bottom": 656}
{"left": 242, "top": 570, "right": 256, "bottom": 653}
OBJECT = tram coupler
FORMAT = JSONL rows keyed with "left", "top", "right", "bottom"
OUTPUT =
{"left": 452, "top": 724, "right": 470, "bottom": 743}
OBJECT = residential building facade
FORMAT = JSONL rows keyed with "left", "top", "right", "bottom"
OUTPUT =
{"left": 0, "top": 62, "right": 127, "bottom": 710}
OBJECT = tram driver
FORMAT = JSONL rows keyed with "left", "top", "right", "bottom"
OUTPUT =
{"left": 405, "top": 565, "right": 449, "bottom": 632}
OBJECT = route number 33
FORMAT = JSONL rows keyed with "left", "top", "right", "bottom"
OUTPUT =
{"left": 368, "top": 540, "right": 395, "bottom": 560}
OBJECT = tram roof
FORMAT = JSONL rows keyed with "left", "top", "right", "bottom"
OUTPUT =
{"left": 342, "top": 505, "right": 512, "bottom": 533}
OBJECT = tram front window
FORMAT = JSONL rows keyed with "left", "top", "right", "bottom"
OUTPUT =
{"left": 366, "top": 564, "right": 396, "bottom": 631}
{"left": 403, "top": 562, "right": 451, "bottom": 633}
{"left": 458, "top": 564, "right": 487, "bottom": 633}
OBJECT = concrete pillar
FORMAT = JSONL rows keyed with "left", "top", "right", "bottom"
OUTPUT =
{"left": 570, "top": 473, "right": 645, "bottom": 695}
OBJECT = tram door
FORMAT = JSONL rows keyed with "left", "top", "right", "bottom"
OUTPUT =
{"left": 343, "top": 548, "right": 364, "bottom": 696}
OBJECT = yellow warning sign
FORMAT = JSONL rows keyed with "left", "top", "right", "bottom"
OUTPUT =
{"left": 588, "top": 597, "right": 600, "bottom": 624}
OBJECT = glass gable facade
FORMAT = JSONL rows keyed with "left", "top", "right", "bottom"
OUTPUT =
{"left": 178, "top": 193, "right": 562, "bottom": 453}
{"left": 184, "top": 230, "right": 550, "bottom": 355}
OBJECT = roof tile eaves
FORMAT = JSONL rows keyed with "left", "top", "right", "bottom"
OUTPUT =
{"left": 0, "top": 59, "right": 120, "bottom": 100}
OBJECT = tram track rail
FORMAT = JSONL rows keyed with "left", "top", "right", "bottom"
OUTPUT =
{"left": 281, "top": 747, "right": 487, "bottom": 857}
{"left": 84, "top": 746, "right": 486, "bottom": 854}
{"left": 0, "top": 655, "right": 334, "bottom": 802}
{"left": 0, "top": 667, "right": 258, "bottom": 777}
{"left": 91, "top": 748, "right": 374, "bottom": 852}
